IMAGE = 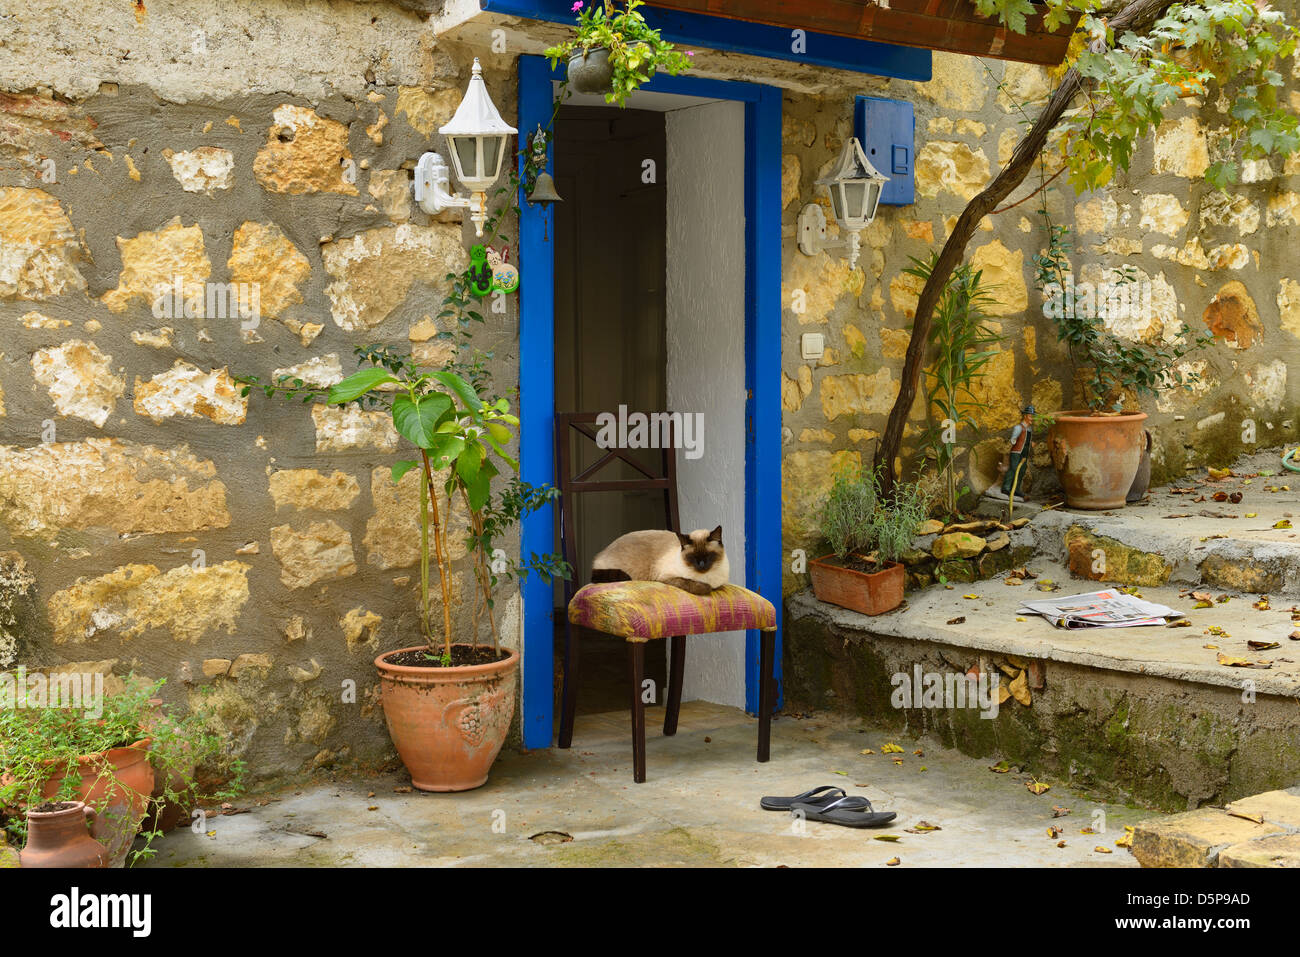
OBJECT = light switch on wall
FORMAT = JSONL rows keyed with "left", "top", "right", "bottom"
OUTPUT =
{"left": 801, "top": 333, "right": 825, "bottom": 360}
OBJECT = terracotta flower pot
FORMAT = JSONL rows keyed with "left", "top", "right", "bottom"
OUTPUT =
{"left": 19, "top": 801, "right": 108, "bottom": 868}
{"left": 40, "top": 739, "right": 155, "bottom": 868}
{"left": 375, "top": 646, "right": 519, "bottom": 792}
{"left": 809, "top": 557, "right": 905, "bottom": 616}
{"left": 1048, "top": 411, "right": 1149, "bottom": 509}
{"left": 568, "top": 47, "right": 614, "bottom": 93}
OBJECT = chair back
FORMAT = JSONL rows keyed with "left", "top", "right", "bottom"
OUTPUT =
{"left": 554, "top": 411, "right": 681, "bottom": 606}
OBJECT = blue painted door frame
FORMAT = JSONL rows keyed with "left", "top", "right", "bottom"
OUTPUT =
{"left": 516, "top": 55, "right": 784, "bottom": 749}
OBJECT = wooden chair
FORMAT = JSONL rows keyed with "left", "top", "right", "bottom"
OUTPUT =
{"left": 554, "top": 411, "right": 777, "bottom": 783}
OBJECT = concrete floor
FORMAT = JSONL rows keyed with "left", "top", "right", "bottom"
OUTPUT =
{"left": 143, "top": 701, "right": 1151, "bottom": 867}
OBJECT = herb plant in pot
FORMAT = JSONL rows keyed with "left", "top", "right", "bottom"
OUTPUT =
{"left": 0, "top": 675, "right": 242, "bottom": 867}
{"left": 1036, "top": 214, "right": 1211, "bottom": 509}
{"left": 545, "top": 1, "right": 692, "bottom": 105}
{"left": 809, "top": 465, "right": 929, "bottom": 616}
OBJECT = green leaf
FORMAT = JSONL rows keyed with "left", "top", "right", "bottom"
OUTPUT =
{"left": 427, "top": 434, "right": 466, "bottom": 469}
{"left": 464, "top": 471, "right": 491, "bottom": 512}
{"left": 327, "top": 367, "right": 398, "bottom": 404}
{"left": 457, "top": 441, "right": 482, "bottom": 484}
{"left": 391, "top": 393, "right": 453, "bottom": 449}
{"left": 431, "top": 370, "right": 483, "bottom": 412}
{"left": 391, "top": 460, "right": 419, "bottom": 483}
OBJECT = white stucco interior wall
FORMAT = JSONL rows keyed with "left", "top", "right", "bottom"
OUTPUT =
{"left": 665, "top": 98, "right": 748, "bottom": 709}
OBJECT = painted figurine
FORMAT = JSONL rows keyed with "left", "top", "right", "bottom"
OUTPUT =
{"left": 986, "top": 404, "right": 1035, "bottom": 502}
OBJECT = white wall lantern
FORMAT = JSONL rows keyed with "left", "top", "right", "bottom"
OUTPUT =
{"left": 797, "top": 137, "right": 889, "bottom": 270}
{"left": 413, "top": 58, "right": 517, "bottom": 236}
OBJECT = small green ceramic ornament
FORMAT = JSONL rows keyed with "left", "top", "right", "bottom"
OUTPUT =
{"left": 486, "top": 245, "right": 520, "bottom": 294}
{"left": 468, "top": 244, "right": 494, "bottom": 298}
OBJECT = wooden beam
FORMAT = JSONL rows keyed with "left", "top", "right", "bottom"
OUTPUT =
{"left": 648, "top": 0, "right": 1077, "bottom": 65}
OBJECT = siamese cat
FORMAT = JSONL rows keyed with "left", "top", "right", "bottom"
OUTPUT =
{"left": 591, "top": 526, "right": 730, "bottom": 596}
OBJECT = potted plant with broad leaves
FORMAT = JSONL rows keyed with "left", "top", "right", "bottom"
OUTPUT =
{"left": 808, "top": 465, "right": 930, "bottom": 616}
{"left": 1035, "top": 207, "right": 1211, "bottom": 508}
{"left": 240, "top": 348, "right": 568, "bottom": 791}
{"left": 0, "top": 675, "right": 243, "bottom": 867}
{"left": 545, "top": 0, "right": 692, "bottom": 105}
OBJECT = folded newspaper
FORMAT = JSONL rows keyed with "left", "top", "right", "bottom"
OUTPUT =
{"left": 1017, "top": 589, "right": 1183, "bottom": 628}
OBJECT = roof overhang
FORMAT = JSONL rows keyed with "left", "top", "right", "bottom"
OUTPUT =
{"left": 433, "top": 0, "right": 934, "bottom": 90}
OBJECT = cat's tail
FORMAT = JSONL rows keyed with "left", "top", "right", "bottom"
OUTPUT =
{"left": 590, "top": 568, "right": 633, "bottom": 583}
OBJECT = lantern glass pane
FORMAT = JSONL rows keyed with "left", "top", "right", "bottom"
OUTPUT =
{"left": 843, "top": 181, "right": 868, "bottom": 222}
{"left": 453, "top": 136, "right": 478, "bottom": 179}
{"left": 865, "top": 182, "right": 882, "bottom": 221}
{"left": 482, "top": 135, "right": 502, "bottom": 180}
{"left": 828, "top": 183, "right": 845, "bottom": 222}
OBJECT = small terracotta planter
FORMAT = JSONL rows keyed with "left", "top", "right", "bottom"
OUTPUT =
{"left": 40, "top": 738, "right": 155, "bottom": 868}
{"left": 1047, "top": 410, "right": 1149, "bottom": 509}
{"left": 809, "top": 556, "right": 905, "bottom": 616}
{"left": 19, "top": 801, "right": 108, "bottom": 868}
{"left": 375, "top": 645, "right": 519, "bottom": 792}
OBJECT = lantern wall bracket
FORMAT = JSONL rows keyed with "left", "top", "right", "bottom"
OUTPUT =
{"left": 797, "top": 202, "right": 862, "bottom": 270}
{"left": 414, "top": 151, "right": 488, "bottom": 235}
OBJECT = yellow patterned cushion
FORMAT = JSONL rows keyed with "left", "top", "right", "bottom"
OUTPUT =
{"left": 567, "top": 581, "right": 777, "bottom": 642}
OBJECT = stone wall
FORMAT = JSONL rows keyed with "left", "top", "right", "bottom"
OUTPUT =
{"left": 0, "top": 1, "right": 520, "bottom": 778}
{"left": 5, "top": 0, "right": 1300, "bottom": 775}
{"left": 779, "top": 13, "right": 1300, "bottom": 591}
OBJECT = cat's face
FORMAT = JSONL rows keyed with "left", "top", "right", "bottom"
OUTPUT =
{"left": 676, "top": 526, "right": 724, "bottom": 574}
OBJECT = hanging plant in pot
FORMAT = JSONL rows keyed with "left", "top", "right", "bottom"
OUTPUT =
{"left": 808, "top": 464, "right": 929, "bottom": 616}
{"left": 240, "top": 344, "right": 568, "bottom": 792}
{"left": 544, "top": 0, "right": 693, "bottom": 104}
{"left": 1035, "top": 209, "right": 1212, "bottom": 509}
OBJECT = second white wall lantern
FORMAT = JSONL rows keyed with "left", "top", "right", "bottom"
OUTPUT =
{"left": 797, "top": 136, "right": 889, "bottom": 270}
{"left": 414, "top": 58, "right": 518, "bottom": 236}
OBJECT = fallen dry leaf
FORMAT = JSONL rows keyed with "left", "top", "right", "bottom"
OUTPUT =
{"left": 1047, "top": 825, "right": 1063, "bottom": 839}
{"left": 1226, "top": 809, "right": 1264, "bottom": 824}
{"left": 885, "top": 856, "right": 900, "bottom": 866}
{"left": 1247, "top": 640, "right": 1280, "bottom": 650}
{"left": 989, "top": 760, "right": 1014, "bottom": 774}
{"left": 1115, "top": 826, "right": 1135, "bottom": 849}
{"left": 1094, "top": 845, "right": 1113, "bottom": 854}
{"left": 905, "top": 821, "right": 942, "bottom": 833}
{"left": 1009, "top": 670, "right": 1032, "bottom": 706}
{"left": 1027, "top": 780, "right": 1051, "bottom": 795}
{"left": 946, "top": 616, "right": 966, "bottom": 625}
{"left": 875, "top": 834, "right": 900, "bottom": 842}
{"left": 881, "top": 742, "right": 904, "bottom": 754}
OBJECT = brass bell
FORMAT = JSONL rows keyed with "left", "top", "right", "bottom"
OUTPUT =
{"left": 526, "top": 171, "right": 564, "bottom": 207}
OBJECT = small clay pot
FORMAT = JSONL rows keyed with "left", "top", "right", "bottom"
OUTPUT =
{"left": 19, "top": 802, "right": 108, "bottom": 868}
{"left": 40, "top": 739, "right": 155, "bottom": 868}
{"left": 808, "top": 557, "right": 905, "bottom": 616}
{"left": 1126, "top": 429, "right": 1154, "bottom": 503}
{"left": 568, "top": 47, "right": 614, "bottom": 94}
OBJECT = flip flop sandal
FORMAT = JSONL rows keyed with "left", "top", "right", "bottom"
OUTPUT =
{"left": 759, "top": 785, "right": 871, "bottom": 812}
{"left": 790, "top": 795, "right": 897, "bottom": 828}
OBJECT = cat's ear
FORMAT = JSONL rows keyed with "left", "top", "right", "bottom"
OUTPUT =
{"left": 708, "top": 525, "right": 723, "bottom": 543}
{"left": 676, "top": 532, "right": 692, "bottom": 548}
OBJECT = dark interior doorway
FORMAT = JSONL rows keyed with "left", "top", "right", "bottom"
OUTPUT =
{"left": 552, "top": 105, "right": 668, "bottom": 716}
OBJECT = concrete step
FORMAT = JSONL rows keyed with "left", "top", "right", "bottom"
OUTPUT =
{"left": 784, "top": 561, "right": 1300, "bottom": 812}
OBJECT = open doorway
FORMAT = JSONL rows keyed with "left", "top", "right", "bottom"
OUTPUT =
{"left": 552, "top": 91, "right": 748, "bottom": 719}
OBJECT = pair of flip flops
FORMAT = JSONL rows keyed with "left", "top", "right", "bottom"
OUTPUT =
{"left": 760, "top": 785, "right": 896, "bottom": 828}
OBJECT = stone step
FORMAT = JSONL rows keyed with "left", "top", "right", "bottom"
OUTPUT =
{"left": 1131, "top": 787, "right": 1300, "bottom": 867}
{"left": 1026, "top": 507, "right": 1300, "bottom": 598}
{"left": 983, "top": 448, "right": 1300, "bottom": 598}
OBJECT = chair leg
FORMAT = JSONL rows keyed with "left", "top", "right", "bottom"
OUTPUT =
{"left": 663, "top": 635, "right": 685, "bottom": 737}
{"left": 558, "top": 619, "right": 580, "bottom": 749}
{"left": 757, "top": 630, "right": 775, "bottom": 763}
{"left": 628, "top": 641, "right": 647, "bottom": 783}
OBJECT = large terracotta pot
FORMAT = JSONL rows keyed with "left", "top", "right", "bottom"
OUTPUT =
{"left": 19, "top": 801, "right": 108, "bottom": 868}
{"left": 375, "top": 646, "right": 519, "bottom": 792}
{"left": 40, "top": 739, "right": 155, "bottom": 868}
{"left": 809, "top": 557, "right": 905, "bottom": 616}
{"left": 1048, "top": 411, "right": 1149, "bottom": 509}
